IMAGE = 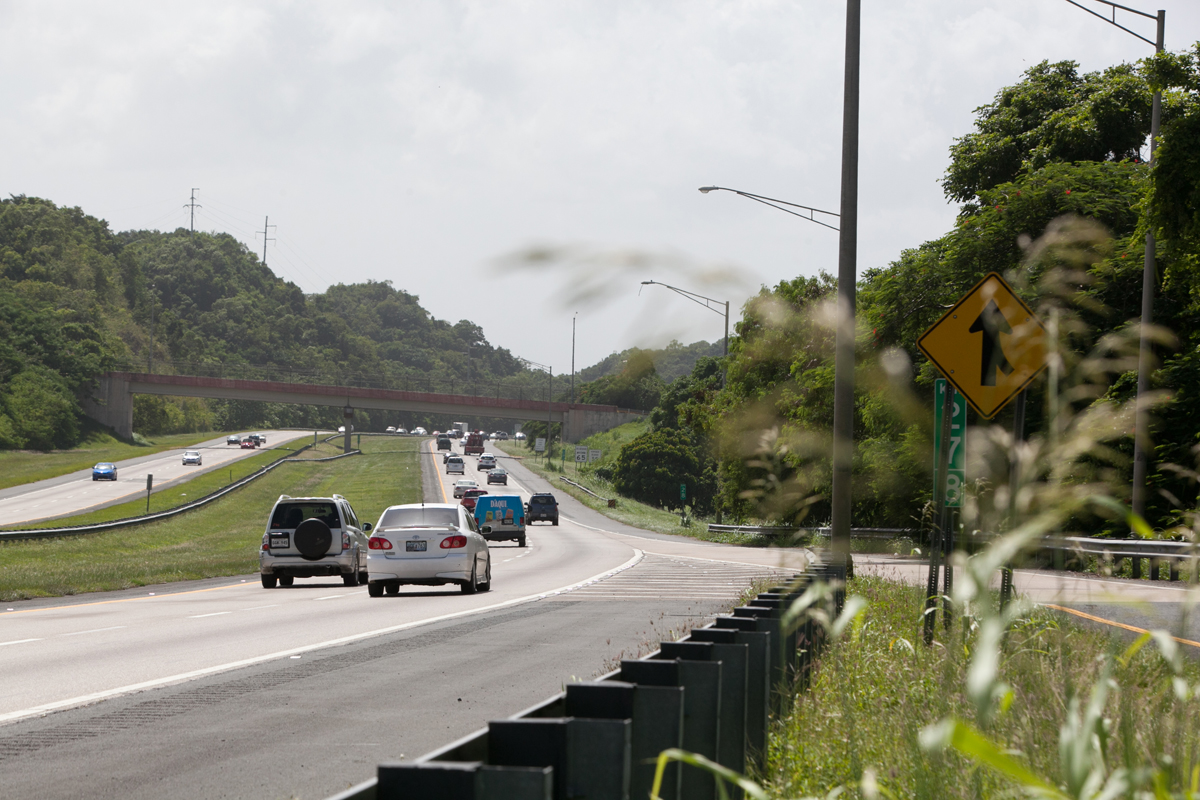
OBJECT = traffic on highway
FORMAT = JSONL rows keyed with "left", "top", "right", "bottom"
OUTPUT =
{"left": 0, "top": 430, "right": 315, "bottom": 527}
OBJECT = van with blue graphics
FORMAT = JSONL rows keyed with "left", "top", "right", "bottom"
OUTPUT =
{"left": 474, "top": 494, "right": 526, "bottom": 548}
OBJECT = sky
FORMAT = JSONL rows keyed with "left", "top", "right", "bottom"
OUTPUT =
{"left": 2, "top": 0, "right": 1197, "bottom": 375}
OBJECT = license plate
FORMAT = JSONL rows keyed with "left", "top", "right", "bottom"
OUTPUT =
{"left": 270, "top": 534, "right": 289, "bottom": 549}
{"left": 405, "top": 540, "right": 427, "bottom": 552}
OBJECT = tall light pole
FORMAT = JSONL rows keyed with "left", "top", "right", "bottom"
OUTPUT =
{"left": 1063, "top": 0, "right": 1164, "bottom": 527}
{"left": 571, "top": 312, "right": 578, "bottom": 405}
{"left": 831, "top": 0, "right": 862, "bottom": 569}
{"left": 147, "top": 283, "right": 156, "bottom": 374}
{"left": 639, "top": 280, "right": 731, "bottom": 359}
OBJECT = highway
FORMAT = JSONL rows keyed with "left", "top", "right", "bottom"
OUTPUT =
{"left": 0, "top": 429, "right": 317, "bottom": 527}
{"left": 0, "top": 437, "right": 1195, "bottom": 798}
{"left": 0, "top": 437, "right": 805, "bottom": 799}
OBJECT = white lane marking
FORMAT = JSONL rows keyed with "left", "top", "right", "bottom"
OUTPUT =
{"left": 0, "top": 639, "right": 42, "bottom": 647}
{"left": 315, "top": 595, "right": 345, "bottom": 601}
{"left": 0, "top": 549, "right": 644, "bottom": 726}
{"left": 61, "top": 626, "right": 126, "bottom": 637}
{"left": 188, "top": 612, "right": 232, "bottom": 618}
{"left": 241, "top": 605, "right": 279, "bottom": 611}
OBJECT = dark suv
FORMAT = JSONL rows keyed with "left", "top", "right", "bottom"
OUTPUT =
{"left": 526, "top": 493, "right": 559, "bottom": 526}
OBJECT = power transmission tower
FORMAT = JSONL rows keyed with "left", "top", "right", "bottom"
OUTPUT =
{"left": 184, "top": 188, "right": 201, "bottom": 235}
{"left": 257, "top": 216, "right": 276, "bottom": 266}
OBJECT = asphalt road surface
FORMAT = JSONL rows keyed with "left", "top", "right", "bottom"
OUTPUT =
{"left": 0, "top": 430, "right": 318, "bottom": 526}
{"left": 1, "top": 437, "right": 1195, "bottom": 799}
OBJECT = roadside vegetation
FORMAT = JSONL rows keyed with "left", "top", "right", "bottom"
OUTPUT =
{"left": 0, "top": 423, "right": 239, "bottom": 491}
{"left": 764, "top": 575, "right": 1200, "bottom": 799}
{"left": 0, "top": 436, "right": 422, "bottom": 601}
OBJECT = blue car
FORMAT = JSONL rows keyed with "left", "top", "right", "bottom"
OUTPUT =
{"left": 92, "top": 462, "right": 117, "bottom": 481}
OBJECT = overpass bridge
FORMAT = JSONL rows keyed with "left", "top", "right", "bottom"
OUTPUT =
{"left": 83, "top": 372, "right": 643, "bottom": 443}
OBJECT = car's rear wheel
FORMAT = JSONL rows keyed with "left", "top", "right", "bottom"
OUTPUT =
{"left": 518, "top": 536, "right": 527, "bottom": 548}
{"left": 385, "top": 582, "right": 400, "bottom": 596}
{"left": 461, "top": 562, "right": 479, "bottom": 595}
{"left": 480, "top": 559, "right": 492, "bottom": 592}
{"left": 359, "top": 570, "right": 369, "bottom": 585}
{"left": 342, "top": 571, "right": 359, "bottom": 587}
{"left": 368, "top": 582, "right": 384, "bottom": 597}
{"left": 261, "top": 574, "right": 277, "bottom": 589}
{"left": 552, "top": 519, "right": 559, "bottom": 526}
{"left": 279, "top": 576, "right": 294, "bottom": 587}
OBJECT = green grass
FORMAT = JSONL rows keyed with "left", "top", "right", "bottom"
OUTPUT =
{"left": 0, "top": 436, "right": 423, "bottom": 601}
{"left": 494, "top": 438, "right": 767, "bottom": 545}
{"left": 766, "top": 575, "right": 1200, "bottom": 798}
{"left": 0, "top": 443, "right": 325, "bottom": 531}
{"left": 0, "top": 422, "right": 241, "bottom": 491}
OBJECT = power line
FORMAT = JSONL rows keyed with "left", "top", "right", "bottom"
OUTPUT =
{"left": 257, "top": 216, "right": 277, "bottom": 266}
{"left": 184, "top": 188, "right": 201, "bottom": 235}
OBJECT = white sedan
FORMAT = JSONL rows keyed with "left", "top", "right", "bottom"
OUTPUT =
{"left": 182, "top": 450, "right": 202, "bottom": 466}
{"left": 452, "top": 479, "right": 478, "bottom": 498}
{"left": 366, "top": 504, "right": 492, "bottom": 596}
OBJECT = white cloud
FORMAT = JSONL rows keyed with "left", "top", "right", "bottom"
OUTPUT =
{"left": 0, "top": 0, "right": 1194, "bottom": 370}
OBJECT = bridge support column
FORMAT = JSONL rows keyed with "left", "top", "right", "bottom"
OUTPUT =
{"left": 82, "top": 374, "right": 134, "bottom": 440}
{"left": 343, "top": 406, "right": 354, "bottom": 454}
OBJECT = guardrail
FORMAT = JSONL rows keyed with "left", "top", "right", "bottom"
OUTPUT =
{"left": 0, "top": 444, "right": 362, "bottom": 542}
{"left": 707, "top": 526, "right": 1198, "bottom": 582}
{"left": 324, "top": 561, "right": 847, "bottom": 800}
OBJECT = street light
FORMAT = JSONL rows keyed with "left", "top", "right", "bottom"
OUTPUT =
{"left": 698, "top": 186, "right": 840, "bottom": 231}
{"left": 571, "top": 312, "right": 578, "bottom": 405}
{"left": 639, "top": 280, "right": 730, "bottom": 359}
{"left": 1062, "top": 0, "right": 1165, "bottom": 528}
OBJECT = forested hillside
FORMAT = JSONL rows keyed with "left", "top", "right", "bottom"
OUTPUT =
{"left": 0, "top": 197, "right": 540, "bottom": 446}
{"left": 598, "top": 52, "right": 1200, "bottom": 532}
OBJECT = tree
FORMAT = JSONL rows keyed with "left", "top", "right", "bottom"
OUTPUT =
{"left": 943, "top": 60, "right": 1152, "bottom": 202}
{"left": 611, "top": 430, "right": 708, "bottom": 512}
{"left": 2, "top": 367, "right": 79, "bottom": 450}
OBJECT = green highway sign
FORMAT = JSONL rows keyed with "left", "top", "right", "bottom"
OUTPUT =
{"left": 934, "top": 379, "right": 965, "bottom": 507}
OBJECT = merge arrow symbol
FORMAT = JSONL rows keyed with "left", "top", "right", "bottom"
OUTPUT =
{"left": 968, "top": 299, "right": 1014, "bottom": 386}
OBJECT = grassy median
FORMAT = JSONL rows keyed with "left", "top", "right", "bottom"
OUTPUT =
{"left": 0, "top": 436, "right": 423, "bottom": 601}
{"left": 0, "top": 425, "right": 241, "bottom": 491}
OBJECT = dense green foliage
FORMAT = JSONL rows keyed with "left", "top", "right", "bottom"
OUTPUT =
{"left": 602, "top": 52, "right": 1200, "bottom": 531}
{"left": 577, "top": 350, "right": 666, "bottom": 411}
{"left": 576, "top": 338, "right": 724, "bottom": 384}
{"left": 0, "top": 196, "right": 544, "bottom": 448}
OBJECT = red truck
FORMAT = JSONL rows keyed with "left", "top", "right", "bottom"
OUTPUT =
{"left": 463, "top": 432, "right": 485, "bottom": 456}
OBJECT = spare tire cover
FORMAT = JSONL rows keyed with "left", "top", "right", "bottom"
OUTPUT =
{"left": 294, "top": 518, "right": 333, "bottom": 560}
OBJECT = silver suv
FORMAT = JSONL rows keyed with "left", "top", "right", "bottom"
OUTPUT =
{"left": 259, "top": 494, "right": 371, "bottom": 588}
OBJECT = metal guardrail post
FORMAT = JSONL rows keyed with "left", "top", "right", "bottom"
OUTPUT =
{"left": 487, "top": 717, "right": 630, "bottom": 800}
{"left": 691, "top": 627, "right": 768, "bottom": 770}
{"left": 617, "top": 661, "right": 685, "bottom": 800}
{"left": 661, "top": 640, "right": 748, "bottom": 788}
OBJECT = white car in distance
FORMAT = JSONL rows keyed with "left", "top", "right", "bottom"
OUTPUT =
{"left": 453, "top": 479, "right": 478, "bottom": 498}
{"left": 182, "top": 450, "right": 202, "bottom": 466}
{"left": 366, "top": 504, "right": 491, "bottom": 596}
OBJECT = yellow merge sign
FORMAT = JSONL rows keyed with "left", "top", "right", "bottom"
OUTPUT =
{"left": 917, "top": 272, "right": 1047, "bottom": 419}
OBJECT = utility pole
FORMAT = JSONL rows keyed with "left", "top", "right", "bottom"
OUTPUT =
{"left": 147, "top": 284, "right": 156, "bottom": 374}
{"left": 258, "top": 216, "right": 276, "bottom": 266}
{"left": 184, "top": 188, "right": 201, "bottom": 235}
{"left": 571, "top": 312, "right": 577, "bottom": 405}
{"left": 829, "top": 0, "right": 861, "bottom": 574}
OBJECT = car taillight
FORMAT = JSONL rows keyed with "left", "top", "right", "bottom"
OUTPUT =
{"left": 342, "top": 532, "right": 350, "bottom": 551}
{"left": 440, "top": 535, "right": 467, "bottom": 549}
{"left": 368, "top": 536, "right": 392, "bottom": 550}
{"left": 261, "top": 534, "right": 269, "bottom": 551}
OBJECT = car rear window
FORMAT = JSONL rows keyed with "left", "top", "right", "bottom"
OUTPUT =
{"left": 377, "top": 507, "right": 460, "bottom": 529}
{"left": 271, "top": 502, "right": 341, "bottom": 528}
{"left": 530, "top": 496, "right": 556, "bottom": 505}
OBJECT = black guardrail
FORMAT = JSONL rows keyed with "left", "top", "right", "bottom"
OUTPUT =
{"left": 0, "top": 444, "right": 361, "bottom": 542}
{"left": 322, "top": 561, "right": 849, "bottom": 800}
{"left": 707, "top": 526, "right": 1198, "bottom": 583}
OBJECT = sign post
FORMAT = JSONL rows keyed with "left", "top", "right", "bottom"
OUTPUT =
{"left": 146, "top": 474, "right": 153, "bottom": 514}
{"left": 534, "top": 437, "right": 546, "bottom": 455}
{"left": 934, "top": 379, "right": 966, "bottom": 628}
{"left": 679, "top": 483, "right": 687, "bottom": 526}
{"left": 918, "top": 272, "right": 1047, "bottom": 637}
{"left": 575, "top": 445, "right": 587, "bottom": 475}
{"left": 588, "top": 449, "right": 602, "bottom": 464}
